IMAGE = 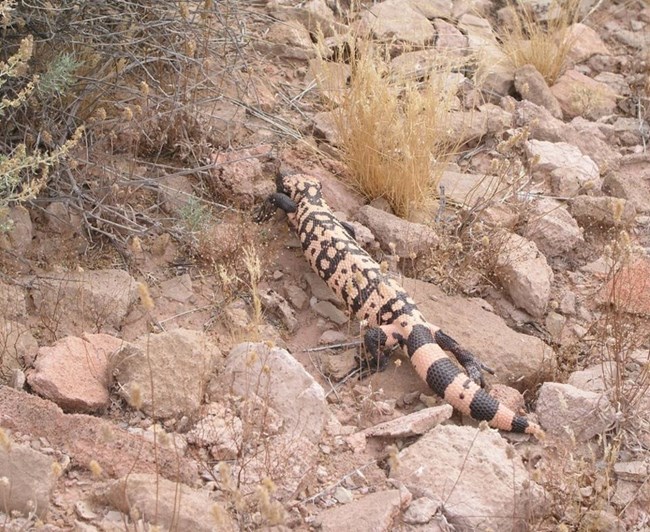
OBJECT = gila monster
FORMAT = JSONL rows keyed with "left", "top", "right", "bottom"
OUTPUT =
{"left": 256, "top": 173, "right": 543, "bottom": 437}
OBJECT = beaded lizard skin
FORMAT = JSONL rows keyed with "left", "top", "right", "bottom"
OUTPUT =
{"left": 257, "top": 173, "right": 543, "bottom": 437}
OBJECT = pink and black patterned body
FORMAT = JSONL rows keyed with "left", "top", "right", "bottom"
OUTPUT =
{"left": 257, "top": 173, "right": 543, "bottom": 437}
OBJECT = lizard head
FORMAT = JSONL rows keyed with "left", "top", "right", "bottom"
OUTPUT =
{"left": 278, "top": 173, "right": 323, "bottom": 203}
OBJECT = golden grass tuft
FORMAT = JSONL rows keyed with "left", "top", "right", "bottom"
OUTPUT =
{"left": 315, "top": 36, "right": 459, "bottom": 218}
{"left": 497, "top": 0, "right": 581, "bottom": 85}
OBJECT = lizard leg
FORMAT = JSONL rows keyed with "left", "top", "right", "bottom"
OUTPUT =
{"left": 340, "top": 221, "right": 357, "bottom": 240}
{"left": 253, "top": 192, "right": 297, "bottom": 223}
{"left": 359, "top": 325, "right": 404, "bottom": 373}
{"left": 433, "top": 329, "right": 495, "bottom": 387}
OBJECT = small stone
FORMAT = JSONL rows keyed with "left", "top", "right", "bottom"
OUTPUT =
{"left": 514, "top": 64, "right": 562, "bottom": 119}
{"left": 75, "top": 500, "right": 99, "bottom": 520}
{"left": 284, "top": 283, "right": 309, "bottom": 310}
{"left": 403, "top": 496, "right": 441, "bottom": 525}
{"left": 322, "top": 349, "right": 358, "bottom": 381}
{"left": 313, "top": 111, "right": 341, "bottom": 145}
{"left": 613, "top": 461, "right": 649, "bottom": 482}
{"left": 560, "top": 291, "right": 577, "bottom": 315}
{"left": 545, "top": 312, "right": 566, "bottom": 342}
{"left": 311, "top": 298, "right": 349, "bottom": 325}
{"left": 272, "top": 270, "right": 284, "bottom": 280}
{"left": 333, "top": 486, "right": 354, "bottom": 504}
{"left": 363, "top": 405, "right": 453, "bottom": 439}
{"left": 495, "top": 231, "right": 553, "bottom": 318}
{"left": 318, "top": 330, "right": 349, "bottom": 345}
{"left": 305, "top": 271, "right": 339, "bottom": 303}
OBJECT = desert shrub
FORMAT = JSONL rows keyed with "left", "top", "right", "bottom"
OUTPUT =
{"left": 314, "top": 36, "right": 460, "bottom": 218}
{"left": 497, "top": 0, "right": 582, "bottom": 85}
{"left": 0, "top": 0, "right": 247, "bottom": 246}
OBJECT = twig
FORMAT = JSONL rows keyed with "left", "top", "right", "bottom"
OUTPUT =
{"left": 299, "top": 340, "right": 364, "bottom": 353}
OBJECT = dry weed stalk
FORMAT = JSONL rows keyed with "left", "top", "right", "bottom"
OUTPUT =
{"left": 596, "top": 232, "right": 650, "bottom": 431}
{"left": 315, "top": 36, "right": 459, "bottom": 218}
{"left": 498, "top": 0, "right": 582, "bottom": 85}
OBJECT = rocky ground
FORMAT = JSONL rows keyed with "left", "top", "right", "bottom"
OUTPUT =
{"left": 1, "top": 0, "right": 650, "bottom": 530}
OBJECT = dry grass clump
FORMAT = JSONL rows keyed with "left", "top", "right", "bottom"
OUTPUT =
{"left": 497, "top": 0, "right": 582, "bottom": 85}
{"left": 315, "top": 36, "right": 459, "bottom": 218}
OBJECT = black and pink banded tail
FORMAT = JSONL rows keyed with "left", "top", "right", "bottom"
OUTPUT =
{"left": 406, "top": 327, "right": 544, "bottom": 437}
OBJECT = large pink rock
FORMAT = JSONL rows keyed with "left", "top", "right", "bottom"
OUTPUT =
{"left": 27, "top": 333, "right": 123, "bottom": 412}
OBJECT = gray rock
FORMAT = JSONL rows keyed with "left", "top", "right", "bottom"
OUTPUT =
{"left": 209, "top": 148, "right": 267, "bottom": 207}
{"left": 612, "top": 28, "right": 646, "bottom": 49}
{"left": 410, "top": 0, "right": 452, "bottom": 19}
{"left": 0, "top": 205, "right": 32, "bottom": 252}
{"left": 603, "top": 154, "right": 650, "bottom": 214}
{"left": 304, "top": 271, "right": 340, "bottom": 304}
{"left": 433, "top": 18, "right": 467, "bottom": 54}
{"left": 593, "top": 71, "right": 631, "bottom": 97}
{"left": 566, "top": 23, "right": 611, "bottom": 64}
{"left": 523, "top": 197, "right": 584, "bottom": 257}
{"left": 495, "top": 232, "right": 554, "bottom": 318}
{"left": 283, "top": 282, "right": 309, "bottom": 310}
{"left": 157, "top": 174, "right": 195, "bottom": 216}
{"left": 220, "top": 342, "right": 329, "bottom": 442}
{"left": 567, "top": 361, "right": 617, "bottom": 394}
{"left": 0, "top": 441, "right": 55, "bottom": 518}
{"left": 390, "top": 49, "right": 462, "bottom": 79}
{"left": 355, "top": 205, "right": 439, "bottom": 258}
{"left": 391, "top": 424, "right": 545, "bottom": 531}
{"left": 439, "top": 170, "right": 505, "bottom": 207}
{"left": 545, "top": 312, "right": 566, "bottom": 342}
{"left": 313, "top": 111, "right": 341, "bottom": 145}
{"left": 30, "top": 269, "right": 138, "bottom": 337}
{"left": 569, "top": 195, "right": 636, "bottom": 227}
{"left": 401, "top": 278, "right": 556, "bottom": 389}
{"left": 515, "top": 64, "right": 563, "bottom": 118}
{"left": 259, "top": 288, "right": 298, "bottom": 332}
{"left": 322, "top": 349, "right": 357, "bottom": 380}
{"left": 611, "top": 116, "right": 650, "bottom": 146}
{"left": 403, "top": 496, "right": 442, "bottom": 525}
{"left": 308, "top": 59, "right": 350, "bottom": 106}
{"left": 514, "top": 100, "right": 621, "bottom": 172}
{"left": 104, "top": 473, "right": 235, "bottom": 532}
{"left": 536, "top": 382, "right": 617, "bottom": 441}
{"left": 526, "top": 139, "right": 601, "bottom": 196}
{"left": 186, "top": 402, "right": 242, "bottom": 461}
{"left": 360, "top": 0, "right": 435, "bottom": 45}
{"left": 311, "top": 298, "right": 349, "bottom": 325}
{"left": 362, "top": 405, "right": 453, "bottom": 439}
{"left": 614, "top": 461, "right": 649, "bottom": 482}
{"left": 580, "top": 510, "right": 626, "bottom": 532}
{"left": 159, "top": 273, "right": 193, "bottom": 303}
{"left": 112, "top": 329, "right": 220, "bottom": 419}
{"left": 316, "top": 490, "right": 403, "bottom": 532}
{"left": 333, "top": 486, "right": 354, "bottom": 504}
{"left": 45, "top": 202, "right": 82, "bottom": 236}
{"left": 551, "top": 69, "right": 618, "bottom": 120}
